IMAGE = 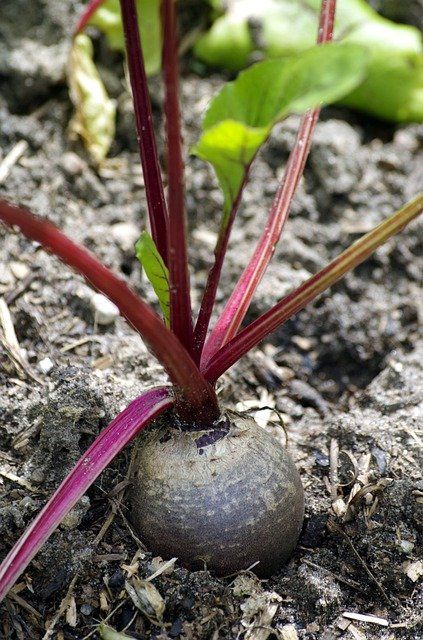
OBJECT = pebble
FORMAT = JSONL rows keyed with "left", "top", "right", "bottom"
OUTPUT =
{"left": 111, "top": 221, "right": 140, "bottom": 252}
{"left": 9, "top": 261, "right": 30, "bottom": 280}
{"left": 61, "top": 496, "right": 91, "bottom": 530}
{"left": 30, "top": 468, "right": 45, "bottom": 484}
{"left": 91, "top": 293, "right": 120, "bottom": 325}
{"left": 80, "top": 604, "right": 93, "bottom": 616}
{"left": 38, "top": 356, "right": 54, "bottom": 374}
{"left": 61, "top": 151, "right": 86, "bottom": 176}
{"left": 400, "top": 540, "right": 414, "bottom": 554}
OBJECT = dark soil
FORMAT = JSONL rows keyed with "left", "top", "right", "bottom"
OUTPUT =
{"left": 0, "top": 1, "right": 422, "bottom": 639}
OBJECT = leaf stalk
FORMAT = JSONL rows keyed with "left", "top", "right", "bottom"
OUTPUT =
{"left": 119, "top": 0, "right": 169, "bottom": 262}
{"left": 203, "top": 194, "right": 423, "bottom": 382}
{"left": 162, "top": 0, "right": 194, "bottom": 352}
{"left": 201, "top": 0, "right": 337, "bottom": 366}
{"left": 0, "top": 200, "right": 219, "bottom": 423}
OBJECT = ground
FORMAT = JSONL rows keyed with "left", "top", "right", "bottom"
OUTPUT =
{"left": 0, "top": 1, "right": 422, "bottom": 639}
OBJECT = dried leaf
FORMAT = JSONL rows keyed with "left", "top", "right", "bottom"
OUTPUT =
{"left": 343, "top": 478, "right": 393, "bottom": 522}
{"left": 402, "top": 559, "right": 423, "bottom": 582}
{"left": 125, "top": 577, "right": 165, "bottom": 624}
{"left": 232, "top": 574, "right": 262, "bottom": 597}
{"left": 68, "top": 34, "right": 116, "bottom": 164}
{"left": 65, "top": 595, "right": 77, "bottom": 627}
{"left": 99, "top": 623, "right": 137, "bottom": 640}
{"left": 241, "top": 590, "right": 282, "bottom": 640}
{"left": 279, "top": 624, "right": 299, "bottom": 640}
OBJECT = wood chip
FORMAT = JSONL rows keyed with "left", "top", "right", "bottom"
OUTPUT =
{"left": 402, "top": 559, "right": 423, "bottom": 582}
{"left": 343, "top": 612, "right": 389, "bottom": 626}
{"left": 92, "top": 354, "right": 113, "bottom": 370}
{"left": 279, "top": 623, "right": 299, "bottom": 640}
{"left": 348, "top": 623, "right": 367, "bottom": 640}
{"left": 146, "top": 557, "right": 177, "bottom": 581}
{"left": 65, "top": 596, "right": 77, "bottom": 627}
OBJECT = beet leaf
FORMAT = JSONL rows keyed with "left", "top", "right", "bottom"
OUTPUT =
{"left": 193, "top": 42, "right": 367, "bottom": 216}
{"left": 78, "top": 0, "right": 162, "bottom": 76}
{"left": 194, "top": 0, "right": 423, "bottom": 123}
{"left": 196, "top": 0, "right": 338, "bottom": 359}
{"left": 135, "top": 231, "right": 170, "bottom": 326}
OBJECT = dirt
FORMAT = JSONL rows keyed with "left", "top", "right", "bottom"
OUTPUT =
{"left": 0, "top": 1, "right": 422, "bottom": 638}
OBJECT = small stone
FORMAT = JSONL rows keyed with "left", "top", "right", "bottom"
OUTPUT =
{"left": 400, "top": 540, "right": 414, "bottom": 554}
{"left": 61, "top": 152, "right": 86, "bottom": 176}
{"left": 38, "top": 357, "right": 54, "bottom": 374}
{"left": 111, "top": 221, "right": 140, "bottom": 252}
{"left": 61, "top": 496, "right": 90, "bottom": 530}
{"left": 80, "top": 604, "right": 93, "bottom": 616}
{"left": 10, "top": 261, "right": 30, "bottom": 280}
{"left": 394, "top": 129, "right": 419, "bottom": 153}
{"left": 30, "top": 468, "right": 45, "bottom": 484}
{"left": 91, "top": 293, "right": 120, "bottom": 325}
{"left": 402, "top": 560, "right": 423, "bottom": 582}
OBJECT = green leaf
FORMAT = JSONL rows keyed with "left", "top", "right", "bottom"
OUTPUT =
{"left": 194, "top": 120, "right": 268, "bottom": 219}
{"left": 68, "top": 34, "right": 116, "bottom": 164}
{"left": 135, "top": 231, "right": 170, "bottom": 326}
{"left": 88, "top": 0, "right": 162, "bottom": 76}
{"left": 193, "top": 43, "right": 367, "bottom": 213}
{"left": 195, "top": 0, "right": 423, "bottom": 123}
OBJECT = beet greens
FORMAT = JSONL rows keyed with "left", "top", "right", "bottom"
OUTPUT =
{"left": 0, "top": 0, "right": 422, "bottom": 601}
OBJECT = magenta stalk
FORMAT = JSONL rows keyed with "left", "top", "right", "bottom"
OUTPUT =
{"left": 203, "top": 194, "right": 423, "bottom": 382}
{"left": 0, "top": 199, "right": 219, "bottom": 422}
{"left": 200, "top": 0, "right": 337, "bottom": 366}
{"left": 0, "top": 388, "right": 173, "bottom": 602}
{"left": 162, "top": 0, "right": 194, "bottom": 352}
{"left": 119, "top": 0, "right": 169, "bottom": 263}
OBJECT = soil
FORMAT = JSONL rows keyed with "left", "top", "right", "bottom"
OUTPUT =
{"left": 0, "top": 1, "right": 422, "bottom": 639}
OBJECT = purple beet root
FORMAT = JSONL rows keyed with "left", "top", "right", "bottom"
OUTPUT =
{"left": 130, "top": 411, "right": 304, "bottom": 576}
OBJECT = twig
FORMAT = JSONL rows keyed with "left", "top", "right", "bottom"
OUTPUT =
{"left": 146, "top": 557, "right": 177, "bottom": 582}
{"left": 0, "top": 141, "right": 28, "bottom": 184}
{"left": 329, "top": 438, "right": 339, "bottom": 502}
{"left": 302, "top": 559, "right": 362, "bottom": 591}
{"left": 327, "top": 520, "right": 390, "bottom": 604}
{"left": 60, "top": 336, "right": 101, "bottom": 353}
{"left": 0, "top": 469, "right": 39, "bottom": 493}
{"left": 343, "top": 612, "right": 388, "bottom": 627}
{"left": 0, "top": 297, "right": 43, "bottom": 384}
{"left": 7, "top": 590, "right": 42, "bottom": 621}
